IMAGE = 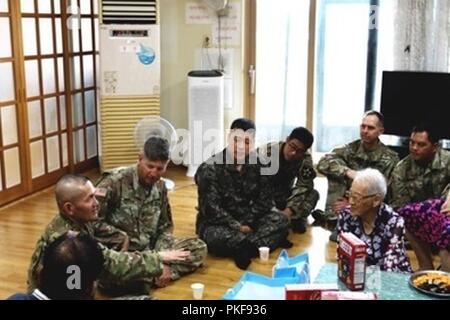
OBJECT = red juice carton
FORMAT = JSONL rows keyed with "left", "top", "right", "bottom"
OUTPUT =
{"left": 338, "top": 232, "right": 367, "bottom": 291}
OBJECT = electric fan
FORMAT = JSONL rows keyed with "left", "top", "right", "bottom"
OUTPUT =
{"left": 203, "top": 0, "right": 229, "bottom": 16}
{"left": 134, "top": 116, "right": 178, "bottom": 190}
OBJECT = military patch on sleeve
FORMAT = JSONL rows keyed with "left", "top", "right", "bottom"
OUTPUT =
{"left": 95, "top": 187, "right": 107, "bottom": 198}
{"left": 301, "top": 167, "right": 315, "bottom": 180}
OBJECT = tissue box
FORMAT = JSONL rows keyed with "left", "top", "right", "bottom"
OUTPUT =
{"left": 338, "top": 232, "right": 367, "bottom": 291}
{"left": 285, "top": 283, "right": 339, "bottom": 300}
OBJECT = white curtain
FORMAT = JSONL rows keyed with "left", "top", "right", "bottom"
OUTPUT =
{"left": 394, "top": 0, "right": 450, "bottom": 71}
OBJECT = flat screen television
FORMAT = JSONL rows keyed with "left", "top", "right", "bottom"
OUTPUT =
{"left": 380, "top": 71, "right": 450, "bottom": 141}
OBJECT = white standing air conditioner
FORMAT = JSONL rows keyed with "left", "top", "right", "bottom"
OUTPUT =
{"left": 99, "top": 25, "right": 160, "bottom": 96}
{"left": 98, "top": 0, "right": 161, "bottom": 172}
{"left": 186, "top": 71, "right": 225, "bottom": 177}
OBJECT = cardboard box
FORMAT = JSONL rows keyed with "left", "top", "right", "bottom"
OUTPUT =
{"left": 285, "top": 283, "right": 339, "bottom": 300}
{"left": 338, "top": 232, "right": 367, "bottom": 291}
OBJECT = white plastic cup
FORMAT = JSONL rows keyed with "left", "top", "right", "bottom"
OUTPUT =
{"left": 259, "top": 246, "right": 270, "bottom": 262}
{"left": 191, "top": 283, "right": 205, "bottom": 300}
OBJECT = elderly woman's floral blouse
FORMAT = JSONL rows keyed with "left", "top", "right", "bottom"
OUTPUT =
{"left": 338, "top": 203, "right": 412, "bottom": 273}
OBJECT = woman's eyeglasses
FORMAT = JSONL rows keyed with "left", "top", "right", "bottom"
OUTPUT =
{"left": 347, "top": 191, "right": 377, "bottom": 202}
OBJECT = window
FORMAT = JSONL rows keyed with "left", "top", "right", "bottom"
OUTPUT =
{"left": 254, "top": 0, "right": 310, "bottom": 144}
{"left": 314, "top": 0, "right": 394, "bottom": 152}
{"left": 250, "top": 0, "right": 395, "bottom": 153}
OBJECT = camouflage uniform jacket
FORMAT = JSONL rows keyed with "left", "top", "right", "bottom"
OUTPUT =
{"left": 95, "top": 165, "right": 174, "bottom": 252}
{"left": 195, "top": 149, "right": 275, "bottom": 235}
{"left": 317, "top": 139, "right": 399, "bottom": 180}
{"left": 27, "top": 214, "right": 163, "bottom": 293}
{"left": 257, "top": 141, "right": 317, "bottom": 215}
{"left": 389, "top": 148, "right": 450, "bottom": 209}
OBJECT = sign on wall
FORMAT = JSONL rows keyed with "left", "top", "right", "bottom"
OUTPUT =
{"left": 185, "top": 1, "right": 241, "bottom": 46}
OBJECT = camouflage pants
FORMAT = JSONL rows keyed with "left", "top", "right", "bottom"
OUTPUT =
{"left": 290, "top": 189, "right": 320, "bottom": 220}
{"left": 324, "top": 177, "right": 351, "bottom": 218}
{"left": 155, "top": 237, "right": 208, "bottom": 280}
{"left": 200, "top": 211, "right": 290, "bottom": 256}
{"left": 98, "top": 236, "right": 207, "bottom": 297}
{"left": 275, "top": 189, "right": 319, "bottom": 220}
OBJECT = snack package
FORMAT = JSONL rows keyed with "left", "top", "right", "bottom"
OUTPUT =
{"left": 285, "top": 283, "right": 339, "bottom": 300}
{"left": 338, "top": 232, "right": 367, "bottom": 291}
{"left": 321, "top": 291, "right": 378, "bottom": 300}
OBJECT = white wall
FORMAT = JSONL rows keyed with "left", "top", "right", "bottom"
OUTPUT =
{"left": 159, "top": 0, "right": 244, "bottom": 131}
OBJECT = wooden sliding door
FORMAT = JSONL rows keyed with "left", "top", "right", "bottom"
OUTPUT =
{"left": 0, "top": 0, "right": 99, "bottom": 206}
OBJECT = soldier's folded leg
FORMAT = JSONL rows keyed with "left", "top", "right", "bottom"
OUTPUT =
{"left": 233, "top": 240, "right": 258, "bottom": 270}
{"left": 234, "top": 252, "right": 251, "bottom": 270}
{"left": 318, "top": 178, "right": 347, "bottom": 226}
{"left": 326, "top": 216, "right": 338, "bottom": 230}
{"left": 275, "top": 229, "right": 293, "bottom": 248}
{"left": 328, "top": 227, "right": 338, "bottom": 243}
{"left": 279, "top": 238, "right": 294, "bottom": 248}
{"left": 166, "top": 237, "right": 208, "bottom": 280}
{"left": 311, "top": 209, "right": 325, "bottom": 222}
{"left": 97, "top": 279, "right": 153, "bottom": 298}
{"left": 291, "top": 218, "right": 307, "bottom": 234}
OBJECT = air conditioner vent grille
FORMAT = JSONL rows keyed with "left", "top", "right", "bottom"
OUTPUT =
{"left": 101, "top": 0, "right": 157, "bottom": 24}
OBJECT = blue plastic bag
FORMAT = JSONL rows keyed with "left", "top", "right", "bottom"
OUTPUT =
{"left": 222, "top": 272, "right": 300, "bottom": 300}
{"left": 273, "top": 250, "right": 310, "bottom": 284}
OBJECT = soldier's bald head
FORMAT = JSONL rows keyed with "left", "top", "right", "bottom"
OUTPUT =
{"left": 55, "top": 175, "right": 90, "bottom": 210}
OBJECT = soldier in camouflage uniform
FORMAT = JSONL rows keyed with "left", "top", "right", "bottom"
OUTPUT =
{"left": 95, "top": 137, "right": 207, "bottom": 293}
{"left": 389, "top": 124, "right": 450, "bottom": 209}
{"left": 388, "top": 124, "right": 450, "bottom": 271}
{"left": 195, "top": 118, "right": 291, "bottom": 270}
{"left": 27, "top": 174, "right": 188, "bottom": 299}
{"left": 317, "top": 111, "right": 399, "bottom": 241}
{"left": 257, "top": 127, "right": 319, "bottom": 234}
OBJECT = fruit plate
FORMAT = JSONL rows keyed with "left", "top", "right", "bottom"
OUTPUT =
{"left": 409, "top": 270, "right": 450, "bottom": 298}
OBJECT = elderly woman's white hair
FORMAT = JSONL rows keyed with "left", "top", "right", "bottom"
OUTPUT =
{"left": 353, "top": 168, "right": 387, "bottom": 199}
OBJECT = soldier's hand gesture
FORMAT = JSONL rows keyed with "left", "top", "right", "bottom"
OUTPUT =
{"left": 239, "top": 225, "right": 253, "bottom": 234}
{"left": 155, "top": 265, "right": 172, "bottom": 288}
{"left": 159, "top": 249, "right": 191, "bottom": 262}
{"left": 120, "top": 235, "right": 130, "bottom": 252}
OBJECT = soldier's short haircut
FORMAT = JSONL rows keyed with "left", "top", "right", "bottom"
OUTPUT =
{"left": 288, "top": 127, "right": 314, "bottom": 149}
{"left": 40, "top": 232, "right": 104, "bottom": 300}
{"left": 230, "top": 118, "right": 256, "bottom": 132}
{"left": 363, "top": 110, "right": 385, "bottom": 128}
{"left": 354, "top": 168, "right": 387, "bottom": 199}
{"left": 412, "top": 122, "right": 440, "bottom": 144}
{"left": 55, "top": 174, "right": 90, "bottom": 207}
{"left": 143, "top": 136, "right": 170, "bottom": 161}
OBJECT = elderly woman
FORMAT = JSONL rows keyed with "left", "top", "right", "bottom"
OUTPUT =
{"left": 397, "top": 193, "right": 450, "bottom": 272}
{"left": 337, "top": 168, "right": 412, "bottom": 272}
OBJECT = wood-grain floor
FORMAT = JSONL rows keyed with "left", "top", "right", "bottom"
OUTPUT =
{"left": 0, "top": 166, "right": 424, "bottom": 300}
